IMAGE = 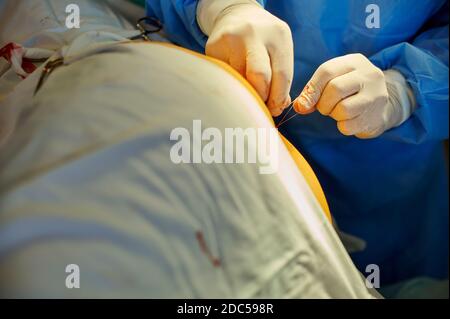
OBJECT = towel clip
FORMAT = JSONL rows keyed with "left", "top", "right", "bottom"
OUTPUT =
{"left": 130, "top": 17, "right": 163, "bottom": 41}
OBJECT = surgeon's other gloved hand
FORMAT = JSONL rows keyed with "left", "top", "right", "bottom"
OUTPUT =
{"left": 293, "top": 53, "right": 416, "bottom": 139}
{"left": 197, "top": 0, "right": 294, "bottom": 117}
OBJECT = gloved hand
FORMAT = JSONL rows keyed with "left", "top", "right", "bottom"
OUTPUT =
{"left": 294, "top": 53, "right": 416, "bottom": 139}
{"left": 197, "top": 0, "right": 294, "bottom": 117}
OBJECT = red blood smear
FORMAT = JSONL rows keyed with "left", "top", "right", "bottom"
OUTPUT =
{"left": 0, "top": 42, "right": 37, "bottom": 78}
{"left": 196, "top": 231, "right": 221, "bottom": 268}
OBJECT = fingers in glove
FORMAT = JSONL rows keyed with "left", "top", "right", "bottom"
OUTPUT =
{"left": 293, "top": 55, "right": 355, "bottom": 113}
{"left": 245, "top": 42, "right": 272, "bottom": 103}
{"left": 316, "top": 71, "right": 362, "bottom": 116}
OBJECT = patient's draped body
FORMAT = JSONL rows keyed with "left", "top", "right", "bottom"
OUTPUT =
{"left": 0, "top": 37, "right": 372, "bottom": 298}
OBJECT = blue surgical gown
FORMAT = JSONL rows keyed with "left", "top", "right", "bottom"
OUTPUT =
{"left": 146, "top": 0, "right": 449, "bottom": 285}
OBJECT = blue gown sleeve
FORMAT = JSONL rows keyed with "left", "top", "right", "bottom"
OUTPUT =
{"left": 370, "top": 2, "right": 449, "bottom": 144}
{"left": 145, "top": 0, "right": 206, "bottom": 52}
{"left": 145, "top": 0, "right": 266, "bottom": 52}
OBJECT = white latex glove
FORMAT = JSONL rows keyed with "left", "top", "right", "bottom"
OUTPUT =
{"left": 294, "top": 54, "right": 416, "bottom": 139}
{"left": 197, "top": 0, "right": 294, "bottom": 117}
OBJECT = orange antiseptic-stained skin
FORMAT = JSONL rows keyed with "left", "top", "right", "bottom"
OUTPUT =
{"left": 134, "top": 41, "right": 332, "bottom": 223}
